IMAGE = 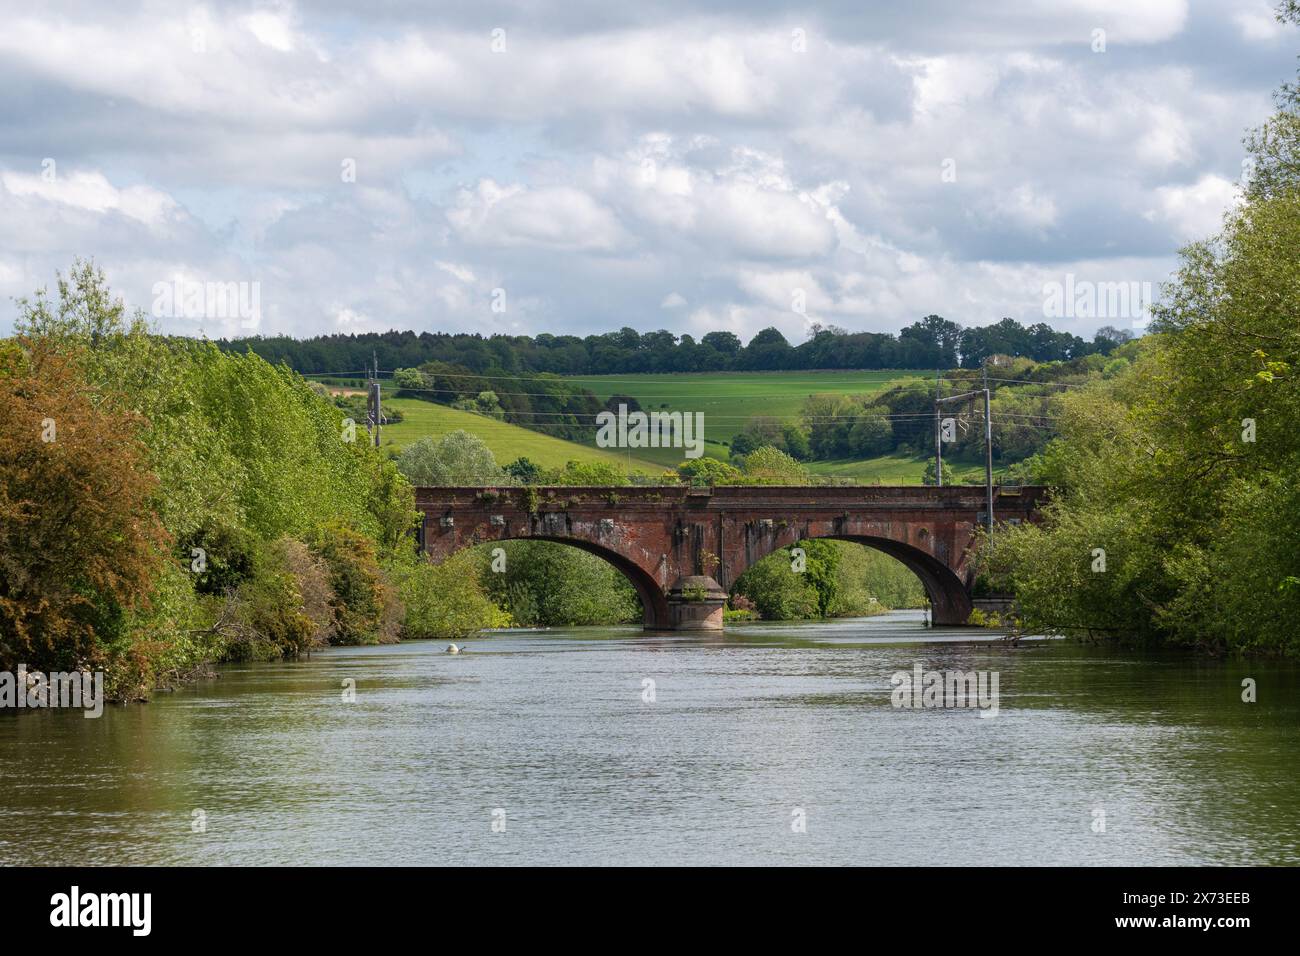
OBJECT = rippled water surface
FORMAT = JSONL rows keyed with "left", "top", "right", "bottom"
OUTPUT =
{"left": 3, "top": 611, "right": 1298, "bottom": 865}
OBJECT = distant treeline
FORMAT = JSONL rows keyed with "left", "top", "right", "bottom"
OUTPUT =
{"left": 217, "top": 315, "right": 1134, "bottom": 376}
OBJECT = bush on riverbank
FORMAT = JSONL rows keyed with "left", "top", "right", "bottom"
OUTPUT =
{"left": 479, "top": 540, "right": 642, "bottom": 627}
{"left": 0, "top": 262, "right": 514, "bottom": 698}
{"left": 389, "top": 550, "right": 512, "bottom": 640}
{"left": 310, "top": 523, "right": 403, "bottom": 645}
{"left": 0, "top": 337, "right": 170, "bottom": 695}
{"left": 221, "top": 539, "right": 322, "bottom": 662}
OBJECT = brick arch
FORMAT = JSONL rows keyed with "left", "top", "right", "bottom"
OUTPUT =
{"left": 492, "top": 535, "right": 672, "bottom": 630}
{"left": 725, "top": 532, "right": 972, "bottom": 626}
{"left": 841, "top": 536, "right": 973, "bottom": 626}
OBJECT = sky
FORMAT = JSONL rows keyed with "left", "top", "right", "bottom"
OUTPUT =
{"left": 0, "top": 0, "right": 1295, "bottom": 343}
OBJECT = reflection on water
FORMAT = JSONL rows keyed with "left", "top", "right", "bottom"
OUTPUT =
{"left": 2, "top": 610, "right": 1298, "bottom": 865}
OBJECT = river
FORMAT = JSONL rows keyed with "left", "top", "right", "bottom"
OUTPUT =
{"left": 2, "top": 610, "right": 1298, "bottom": 866}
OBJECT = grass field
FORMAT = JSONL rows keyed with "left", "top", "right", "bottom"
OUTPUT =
{"left": 563, "top": 370, "right": 928, "bottom": 466}
{"left": 376, "top": 373, "right": 1006, "bottom": 484}
{"left": 378, "top": 397, "right": 662, "bottom": 472}
{"left": 806, "top": 453, "right": 1000, "bottom": 485}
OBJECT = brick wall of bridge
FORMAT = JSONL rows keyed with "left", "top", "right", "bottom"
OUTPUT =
{"left": 416, "top": 485, "right": 1047, "bottom": 629}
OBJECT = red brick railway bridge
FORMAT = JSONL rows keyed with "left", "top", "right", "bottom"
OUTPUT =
{"left": 416, "top": 485, "right": 1047, "bottom": 630}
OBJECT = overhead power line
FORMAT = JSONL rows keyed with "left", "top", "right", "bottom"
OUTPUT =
{"left": 381, "top": 406, "right": 1064, "bottom": 423}
{"left": 308, "top": 367, "right": 932, "bottom": 386}
{"left": 942, "top": 375, "right": 1090, "bottom": 389}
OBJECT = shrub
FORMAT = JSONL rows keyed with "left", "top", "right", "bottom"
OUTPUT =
{"left": 740, "top": 445, "right": 810, "bottom": 484}
{"left": 546, "top": 460, "right": 630, "bottom": 486}
{"left": 480, "top": 541, "right": 640, "bottom": 626}
{"left": 0, "top": 338, "right": 167, "bottom": 676}
{"left": 275, "top": 537, "right": 336, "bottom": 648}
{"left": 227, "top": 557, "right": 314, "bottom": 662}
{"left": 180, "top": 522, "right": 259, "bottom": 596}
{"left": 390, "top": 551, "right": 511, "bottom": 640}
{"left": 311, "top": 523, "right": 402, "bottom": 645}
{"left": 731, "top": 550, "right": 819, "bottom": 620}
{"left": 675, "top": 456, "right": 742, "bottom": 486}
{"left": 4, "top": 260, "right": 419, "bottom": 695}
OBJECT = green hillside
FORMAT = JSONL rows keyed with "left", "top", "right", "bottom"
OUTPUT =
{"left": 565, "top": 370, "right": 928, "bottom": 466}
{"left": 379, "top": 397, "right": 662, "bottom": 472}
{"left": 806, "top": 453, "right": 1000, "bottom": 485}
{"left": 379, "top": 373, "right": 1007, "bottom": 484}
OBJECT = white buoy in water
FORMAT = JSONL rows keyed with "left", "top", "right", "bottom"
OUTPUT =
{"left": 446, "top": 643, "right": 461, "bottom": 655}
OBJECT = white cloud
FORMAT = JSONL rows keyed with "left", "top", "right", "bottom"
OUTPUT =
{"left": 244, "top": 11, "right": 297, "bottom": 53}
{"left": 1062, "top": 0, "right": 1189, "bottom": 43}
{"left": 1233, "top": 3, "right": 1292, "bottom": 41}
{"left": 594, "top": 141, "right": 841, "bottom": 259}
{"left": 986, "top": 184, "right": 1060, "bottom": 231}
{"left": 1145, "top": 174, "right": 1240, "bottom": 240}
{"left": 0, "top": 0, "right": 1287, "bottom": 342}
{"left": 334, "top": 306, "right": 373, "bottom": 328}
{"left": 436, "top": 261, "right": 476, "bottom": 283}
{"left": 1, "top": 170, "right": 177, "bottom": 227}
{"left": 1135, "top": 104, "right": 1196, "bottom": 168}
{"left": 449, "top": 180, "right": 625, "bottom": 252}
{"left": 908, "top": 55, "right": 1004, "bottom": 116}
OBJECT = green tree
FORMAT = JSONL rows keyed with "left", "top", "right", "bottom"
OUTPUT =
{"left": 311, "top": 524, "right": 402, "bottom": 645}
{"left": 7, "top": 261, "right": 424, "bottom": 692}
{"left": 991, "top": 174, "right": 1300, "bottom": 652}
{"left": 503, "top": 457, "right": 544, "bottom": 484}
{"left": 741, "top": 445, "right": 810, "bottom": 484}
{"left": 546, "top": 459, "right": 630, "bottom": 485}
{"left": 481, "top": 542, "right": 640, "bottom": 626}
{"left": 798, "top": 539, "right": 840, "bottom": 616}
{"left": 397, "top": 430, "right": 505, "bottom": 485}
{"left": 732, "top": 416, "right": 787, "bottom": 457}
{"left": 829, "top": 543, "right": 926, "bottom": 613}
{"left": 0, "top": 339, "right": 168, "bottom": 680}
{"left": 225, "top": 539, "right": 323, "bottom": 662}
{"left": 452, "top": 390, "right": 505, "bottom": 419}
{"left": 731, "top": 549, "right": 820, "bottom": 620}
{"left": 782, "top": 425, "right": 812, "bottom": 460}
{"left": 676, "top": 456, "right": 742, "bottom": 486}
{"left": 922, "top": 459, "right": 953, "bottom": 486}
{"left": 1243, "top": 2, "right": 1300, "bottom": 201}
{"left": 800, "top": 392, "right": 861, "bottom": 458}
{"left": 390, "top": 550, "right": 510, "bottom": 639}
{"left": 848, "top": 407, "right": 893, "bottom": 456}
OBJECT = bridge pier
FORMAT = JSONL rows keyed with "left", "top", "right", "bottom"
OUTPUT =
{"left": 664, "top": 576, "right": 727, "bottom": 630}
